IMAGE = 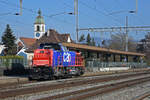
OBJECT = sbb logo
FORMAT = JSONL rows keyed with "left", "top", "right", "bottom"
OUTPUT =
{"left": 63, "top": 52, "right": 71, "bottom": 62}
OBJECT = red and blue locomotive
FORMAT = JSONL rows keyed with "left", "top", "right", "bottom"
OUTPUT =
{"left": 29, "top": 43, "right": 85, "bottom": 80}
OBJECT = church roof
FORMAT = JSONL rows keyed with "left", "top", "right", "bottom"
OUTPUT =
{"left": 34, "top": 9, "right": 45, "bottom": 24}
{"left": 26, "top": 29, "right": 73, "bottom": 52}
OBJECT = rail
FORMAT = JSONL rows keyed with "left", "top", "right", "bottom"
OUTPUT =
{"left": 1, "top": 71, "right": 150, "bottom": 99}
{"left": 38, "top": 75, "right": 150, "bottom": 100}
{"left": 132, "top": 91, "right": 150, "bottom": 100}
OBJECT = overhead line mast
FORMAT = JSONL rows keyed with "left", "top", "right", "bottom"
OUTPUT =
{"left": 20, "top": 0, "right": 22, "bottom": 15}
{"left": 74, "top": 0, "right": 79, "bottom": 42}
{"left": 136, "top": 0, "right": 138, "bottom": 13}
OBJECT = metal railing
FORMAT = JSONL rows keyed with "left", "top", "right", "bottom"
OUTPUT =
{"left": 85, "top": 59, "right": 147, "bottom": 68}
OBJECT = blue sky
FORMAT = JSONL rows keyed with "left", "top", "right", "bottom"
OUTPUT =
{"left": 0, "top": 0, "right": 150, "bottom": 41}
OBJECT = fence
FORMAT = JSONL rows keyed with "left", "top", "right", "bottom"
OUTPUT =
{"left": 85, "top": 58, "right": 148, "bottom": 72}
{"left": 0, "top": 58, "right": 28, "bottom": 69}
{"left": 0, "top": 56, "right": 28, "bottom": 75}
{"left": 0, "top": 56, "right": 148, "bottom": 74}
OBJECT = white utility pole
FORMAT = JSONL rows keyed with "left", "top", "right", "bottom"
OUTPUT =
{"left": 136, "top": 0, "right": 138, "bottom": 13}
{"left": 125, "top": 16, "right": 128, "bottom": 52}
{"left": 20, "top": 0, "right": 22, "bottom": 15}
{"left": 74, "top": 0, "right": 79, "bottom": 42}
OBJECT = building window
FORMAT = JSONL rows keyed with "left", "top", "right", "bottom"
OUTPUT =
{"left": 37, "top": 25, "right": 40, "bottom": 31}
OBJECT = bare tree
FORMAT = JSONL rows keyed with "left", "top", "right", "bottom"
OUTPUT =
{"left": 137, "top": 32, "right": 150, "bottom": 65}
{"left": 109, "top": 33, "right": 137, "bottom": 52}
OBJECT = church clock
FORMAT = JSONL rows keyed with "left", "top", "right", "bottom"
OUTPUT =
{"left": 36, "top": 33, "right": 40, "bottom": 37}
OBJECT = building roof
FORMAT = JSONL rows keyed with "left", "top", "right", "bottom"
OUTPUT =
{"left": 26, "top": 29, "right": 73, "bottom": 52}
{"left": 20, "top": 37, "right": 37, "bottom": 48}
{"left": 62, "top": 42, "right": 145, "bottom": 56}
{"left": 34, "top": 9, "right": 45, "bottom": 24}
{"left": 26, "top": 37, "right": 145, "bottom": 56}
{"left": 59, "top": 34, "right": 71, "bottom": 42}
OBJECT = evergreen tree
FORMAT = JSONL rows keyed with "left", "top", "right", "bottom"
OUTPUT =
{"left": 2, "top": 24, "right": 17, "bottom": 55}
{"left": 86, "top": 33, "right": 91, "bottom": 45}
{"left": 97, "top": 43, "right": 101, "bottom": 47}
{"left": 91, "top": 38, "right": 96, "bottom": 46}
{"left": 79, "top": 34, "right": 85, "bottom": 42}
{"left": 109, "top": 33, "right": 136, "bottom": 51}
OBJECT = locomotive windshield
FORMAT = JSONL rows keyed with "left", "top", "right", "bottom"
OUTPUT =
{"left": 39, "top": 43, "right": 61, "bottom": 50}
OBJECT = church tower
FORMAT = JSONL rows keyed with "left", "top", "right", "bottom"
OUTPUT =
{"left": 34, "top": 9, "right": 45, "bottom": 39}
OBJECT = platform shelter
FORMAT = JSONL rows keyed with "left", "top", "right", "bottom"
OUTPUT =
{"left": 62, "top": 43, "right": 146, "bottom": 71}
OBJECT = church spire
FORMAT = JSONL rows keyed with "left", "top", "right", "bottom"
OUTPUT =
{"left": 38, "top": 9, "right": 41, "bottom": 16}
{"left": 34, "top": 9, "right": 45, "bottom": 24}
{"left": 34, "top": 9, "right": 45, "bottom": 39}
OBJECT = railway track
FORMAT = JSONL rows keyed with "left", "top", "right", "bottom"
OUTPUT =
{"left": 132, "top": 91, "right": 150, "bottom": 100}
{"left": 1, "top": 71, "right": 150, "bottom": 100}
{"left": 38, "top": 76, "right": 150, "bottom": 100}
{"left": 0, "top": 69, "right": 149, "bottom": 90}
{"left": 0, "top": 80, "right": 36, "bottom": 90}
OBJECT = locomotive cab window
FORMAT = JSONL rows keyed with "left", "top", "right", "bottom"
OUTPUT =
{"left": 40, "top": 43, "right": 61, "bottom": 51}
{"left": 44, "top": 46, "right": 53, "bottom": 49}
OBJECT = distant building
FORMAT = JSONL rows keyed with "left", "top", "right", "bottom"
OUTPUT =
{"left": 0, "top": 44, "right": 5, "bottom": 56}
{"left": 16, "top": 37, "right": 37, "bottom": 62}
{"left": 16, "top": 9, "right": 73, "bottom": 63}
